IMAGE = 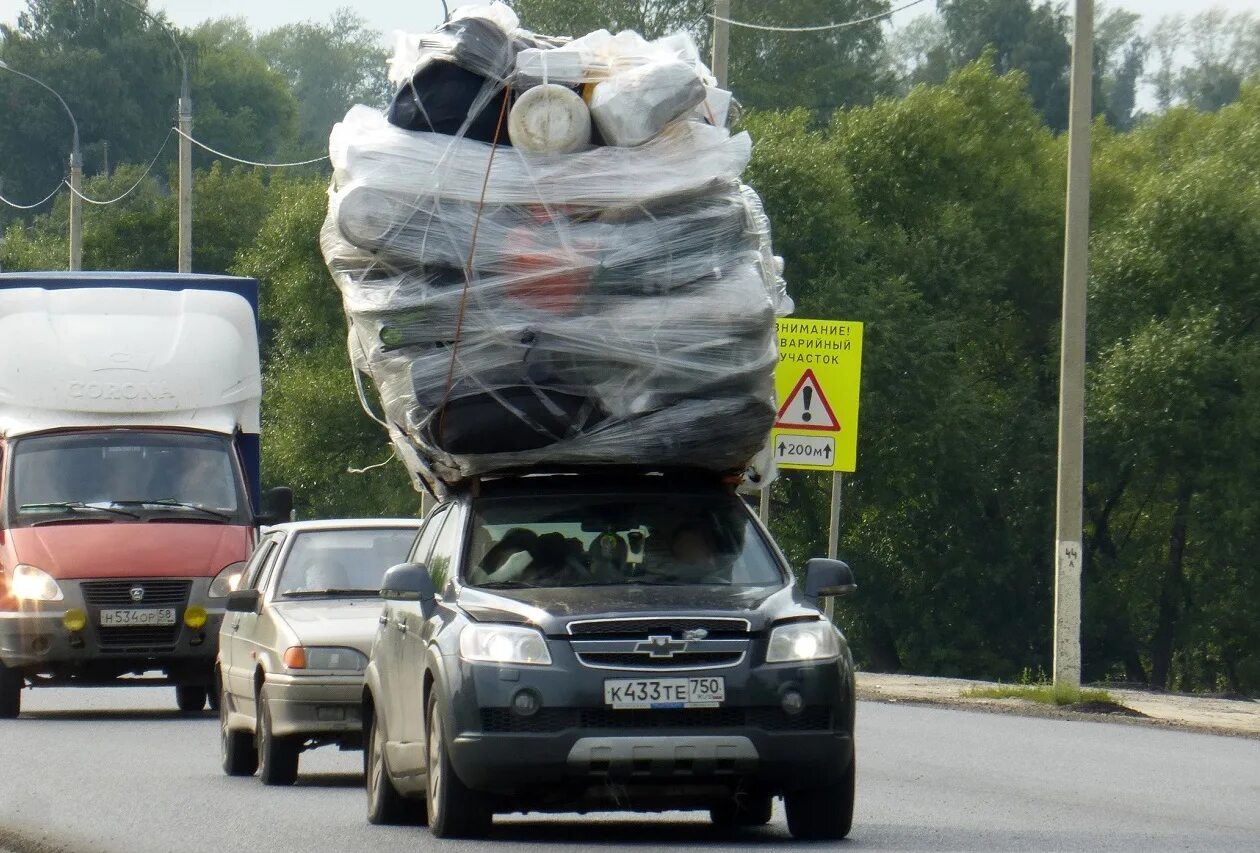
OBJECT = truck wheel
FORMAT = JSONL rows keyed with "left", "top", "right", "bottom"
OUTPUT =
{"left": 220, "top": 680, "right": 257, "bottom": 777}
{"left": 710, "top": 794, "right": 773, "bottom": 827}
{"left": 784, "top": 753, "right": 855, "bottom": 840}
{"left": 366, "top": 711, "right": 421, "bottom": 825}
{"left": 425, "top": 692, "right": 490, "bottom": 838}
{"left": 176, "top": 685, "right": 208, "bottom": 714}
{"left": 257, "top": 692, "right": 299, "bottom": 786}
{"left": 0, "top": 663, "right": 21, "bottom": 719}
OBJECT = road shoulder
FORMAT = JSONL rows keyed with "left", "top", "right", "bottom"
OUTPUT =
{"left": 857, "top": 671, "right": 1260, "bottom": 739}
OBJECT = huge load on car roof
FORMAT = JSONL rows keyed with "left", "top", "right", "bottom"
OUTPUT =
{"left": 320, "top": 2, "right": 791, "bottom": 493}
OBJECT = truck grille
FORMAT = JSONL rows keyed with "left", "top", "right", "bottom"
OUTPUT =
{"left": 82, "top": 579, "right": 192, "bottom": 607}
{"left": 95, "top": 625, "right": 182, "bottom": 650}
{"left": 480, "top": 706, "right": 830, "bottom": 733}
{"left": 567, "top": 617, "right": 751, "bottom": 638}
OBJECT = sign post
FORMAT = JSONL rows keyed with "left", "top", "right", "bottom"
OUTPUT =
{"left": 769, "top": 318, "right": 864, "bottom": 572}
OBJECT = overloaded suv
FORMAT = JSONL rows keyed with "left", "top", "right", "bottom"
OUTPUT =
{"left": 362, "top": 472, "right": 857, "bottom": 839}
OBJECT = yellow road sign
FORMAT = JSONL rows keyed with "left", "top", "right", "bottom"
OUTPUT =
{"left": 771, "top": 318, "right": 864, "bottom": 472}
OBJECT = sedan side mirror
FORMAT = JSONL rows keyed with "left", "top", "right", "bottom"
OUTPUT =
{"left": 258, "top": 486, "right": 294, "bottom": 526}
{"left": 225, "top": 588, "right": 261, "bottom": 614}
{"left": 381, "top": 563, "right": 437, "bottom": 611}
{"left": 804, "top": 558, "right": 857, "bottom": 601}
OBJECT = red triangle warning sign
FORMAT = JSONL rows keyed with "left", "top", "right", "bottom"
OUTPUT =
{"left": 775, "top": 369, "right": 840, "bottom": 431}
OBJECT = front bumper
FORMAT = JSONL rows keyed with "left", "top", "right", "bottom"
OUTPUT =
{"left": 0, "top": 577, "right": 224, "bottom": 682}
{"left": 264, "top": 673, "right": 364, "bottom": 739}
{"left": 440, "top": 645, "right": 855, "bottom": 803}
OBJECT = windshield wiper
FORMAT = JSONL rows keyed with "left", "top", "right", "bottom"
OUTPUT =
{"left": 19, "top": 502, "right": 140, "bottom": 520}
{"left": 280, "top": 588, "right": 380, "bottom": 598}
{"left": 475, "top": 581, "right": 536, "bottom": 589}
{"left": 112, "top": 499, "right": 233, "bottom": 521}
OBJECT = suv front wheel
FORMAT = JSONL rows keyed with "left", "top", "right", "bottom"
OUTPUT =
{"left": 425, "top": 692, "right": 491, "bottom": 839}
{"left": 784, "top": 753, "right": 855, "bottom": 840}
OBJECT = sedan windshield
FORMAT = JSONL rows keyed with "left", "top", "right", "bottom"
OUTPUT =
{"left": 9, "top": 431, "right": 247, "bottom": 525}
{"left": 467, "top": 493, "right": 783, "bottom": 588}
{"left": 275, "top": 528, "right": 419, "bottom": 598}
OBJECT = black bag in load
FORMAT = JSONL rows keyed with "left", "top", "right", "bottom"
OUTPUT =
{"left": 389, "top": 59, "right": 512, "bottom": 143}
{"left": 423, "top": 387, "right": 606, "bottom": 454}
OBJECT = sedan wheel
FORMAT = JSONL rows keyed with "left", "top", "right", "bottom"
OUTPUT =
{"left": 257, "top": 691, "right": 299, "bottom": 786}
{"left": 220, "top": 680, "right": 257, "bottom": 777}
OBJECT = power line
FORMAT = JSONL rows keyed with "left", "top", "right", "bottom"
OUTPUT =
{"left": 173, "top": 127, "right": 329, "bottom": 168}
{"left": 711, "top": 0, "right": 929, "bottom": 33}
{"left": 64, "top": 128, "right": 175, "bottom": 206}
{"left": 0, "top": 182, "right": 63, "bottom": 210}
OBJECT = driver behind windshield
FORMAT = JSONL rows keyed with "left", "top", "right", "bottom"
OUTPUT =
{"left": 284, "top": 560, "right": 349, "bottom": 595}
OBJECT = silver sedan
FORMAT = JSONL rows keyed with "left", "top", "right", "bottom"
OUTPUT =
{"left": 216, "top": 518, "right": 422, "bottom": 785}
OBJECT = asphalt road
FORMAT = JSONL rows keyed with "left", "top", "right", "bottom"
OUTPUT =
{"left": 1, "top": 687, "right": 1258, "bottom": 853}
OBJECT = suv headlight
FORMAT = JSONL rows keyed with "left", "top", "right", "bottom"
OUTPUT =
{"left": 766, "top": 620, "right": 840, "bottom": 663}
{"left": 283, "top": 646, "right": 367, "bottom": 672}
{"left": 11, "top": 564, "right": 64, "bottom": 602}
{"left": 459, "top": 624, "right": 552, "bottom": 666}
{"left": 208, "top": 561, "right": 247, "bottom": 599}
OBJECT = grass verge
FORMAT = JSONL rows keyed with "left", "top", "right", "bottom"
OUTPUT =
{"left": 961, "top": 683, "right": 1114, "bottom": 706}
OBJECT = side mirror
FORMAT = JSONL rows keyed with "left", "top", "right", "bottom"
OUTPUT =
{"left": 804, "top": 558, "right": 857, "bottom": 601}
{"left": 258, "top": 486, "right": 294, "bottom": 526}
{"left": 381, "top": 563, "right": 437, "bottom": 610}
{"left": 225, "top": 588, "right": 261, "bottom": 614}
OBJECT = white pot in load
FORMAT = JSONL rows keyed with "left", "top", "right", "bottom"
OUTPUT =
{"left": 508, "top": 83, "right": 592, "bottom": 154}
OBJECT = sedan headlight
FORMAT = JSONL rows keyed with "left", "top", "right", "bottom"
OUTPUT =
{"left": 208, "top": 561, "right": 247, "bottom": 599}
{"left": 766, "top": 620, "right": 840, "bottom": 664}
{"left": 10, "top": 564, "right": 64, "bottom": 602}
{"left": 459, "top": 624, "right": 552, "bottom": 666}
{"left": 282, "top": 646, "right": 367, "bottom": 672}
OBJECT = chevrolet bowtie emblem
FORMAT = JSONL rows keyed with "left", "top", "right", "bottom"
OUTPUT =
{"left": 634, "top": 635, "right": 689, "bottom": 658}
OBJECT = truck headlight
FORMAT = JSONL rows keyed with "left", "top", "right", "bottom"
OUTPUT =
{"left": 11, "top": 564, "right": 64, "bottom": 602}
{"left": 766, "top": 621, "right": 840, "bottom": 663}
{"left": 283, "top": 646, "right": 367, "bottom": 672}
{"left": 208, "top": 561, "right": 247, "bottom": 599}
{"left": 459, "top": 624, "right": 552, "bottom": 666}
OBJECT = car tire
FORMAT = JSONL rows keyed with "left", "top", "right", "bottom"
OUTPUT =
{"left": 784, "top": 753, "right": 855, "bottom": 840}
{"left": 710, "top": 794, "right": 773, "bottom": 827}
{"left": 0, "top": 662, "right": 21, "bottom": 719}
{"left": 366, "top": 710, "right": 421, "bottom": 825}
{"left": 257, "top": 691, "right": 300, "bottom": 786}
{"left": 176, "top": 684, "right": 208, "bottom": 714}
{"left": 220, "top": 681, "right": 258, "bottom": 777}
{"left": 425, "top": 692, "right": 490, "bottom": 839}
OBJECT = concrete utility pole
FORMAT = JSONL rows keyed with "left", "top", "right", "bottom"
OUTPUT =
{"left": 115, "top": 0, "right": 191, "bottom": 272}
{"left": 712, "top": 0, "right": 731, "bottom": 89}
{"left": 1054, "top": 0, "right": 1094, "bottom": 694}
{"left": 0, "top": 60, "right": 81, "bottom": 271}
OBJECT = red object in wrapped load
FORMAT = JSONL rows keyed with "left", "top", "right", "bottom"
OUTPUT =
{"left": 499, "top": 220, "right": 593, "bottom": 314}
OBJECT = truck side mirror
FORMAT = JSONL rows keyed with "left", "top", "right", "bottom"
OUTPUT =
{"left": 225, "top": 588, "right": 261, "bottom": 614}
{"left": 258, "top": 486, "right": 294, "bottom": 526}
{"left": 804, "top": 558, "right": 857, "bottom": 601}
{"left": 381, "top": 563, "right": 437, "bottom": 615}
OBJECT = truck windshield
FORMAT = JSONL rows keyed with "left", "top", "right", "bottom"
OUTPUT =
{"left": 466, "top": 493, "right": 784, "bottom": 589}
{"left": 9, "top": 431, "right": 247, "bottom": 526}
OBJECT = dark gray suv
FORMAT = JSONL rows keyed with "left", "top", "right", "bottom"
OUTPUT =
{"left": 361, "top": 473, "right": 857, "bottom": 839}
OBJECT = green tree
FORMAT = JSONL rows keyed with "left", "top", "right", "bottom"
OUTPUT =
{"left": 256, "top": 9, "right": 388, "bottom": 155}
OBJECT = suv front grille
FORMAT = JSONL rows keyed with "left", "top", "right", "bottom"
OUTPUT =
{"left": 82, "top": 579, "right": 192, "bottom": 607}
{"left": 576, "top": 651, "right": 745, "bottom": 668}
{"left": 479, "top": 706, "right": 831, "bottom": 733}
{"left": 567, "top": 617, "right": 751, "bottom": 639}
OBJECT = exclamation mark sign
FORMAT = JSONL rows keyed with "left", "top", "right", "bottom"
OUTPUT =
{"left": 802, "top": 386, "right": 813, "bottom": 422}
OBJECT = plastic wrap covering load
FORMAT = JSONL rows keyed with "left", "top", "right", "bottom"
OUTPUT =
{"left": 324, "top": 14, "right": 791, "bottom": 489}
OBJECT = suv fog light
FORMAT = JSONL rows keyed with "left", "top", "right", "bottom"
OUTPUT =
{"left": 62, "top": 608, "right": 87, "bottom": 632}
{"left": 781, "top": 689, "right": 805, "bottom": 716}
{"left": 512, "top": 689, "right": 541, "bottom": 717}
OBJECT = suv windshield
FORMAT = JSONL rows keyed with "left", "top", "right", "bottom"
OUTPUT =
{"left": 275, "top": 528, "right": 419, "bottom": 598}
{"left": 9, "top": 431, "right": 247, "bottom": 526}
{"left": 466, "top": 492, "right": 783, "bottom": 588}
